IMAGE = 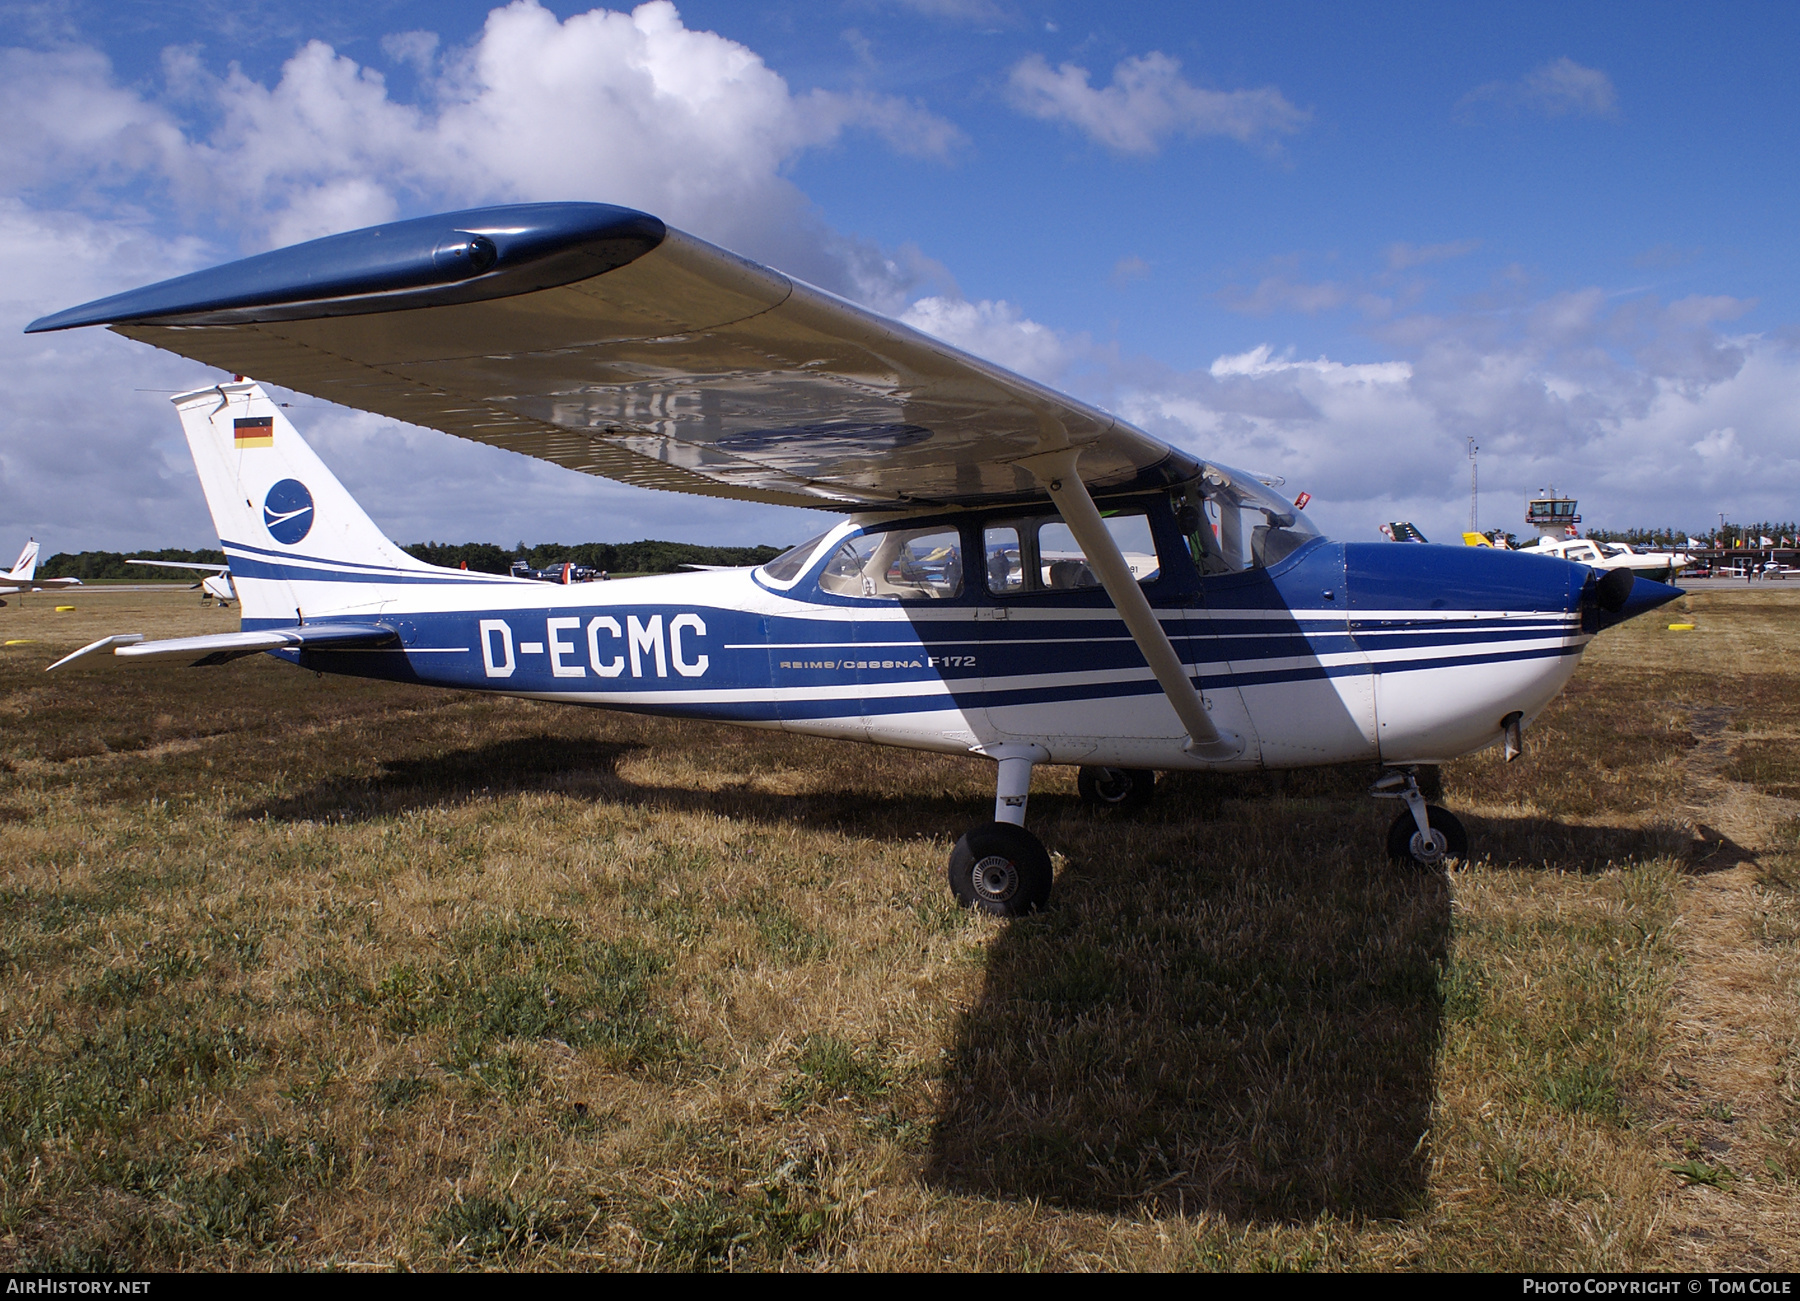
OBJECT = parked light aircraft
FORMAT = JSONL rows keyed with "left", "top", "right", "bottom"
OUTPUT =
{"left": 27, "top": 203, "right": 1682, "bottom": 913}
{"left": 125, "top": 558, "right": 236, "bottom": 605}
{"left": 1510, "top": 536, "right": 1692, "bottom": 583}
{"left": 512, "top": 557, "right": 602, "bottom": 584}
{"left": 0, "top": 539, "right": 81, "bottom": 599}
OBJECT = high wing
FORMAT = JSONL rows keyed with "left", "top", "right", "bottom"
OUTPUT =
{"left": 27, "top": 203, "right": 1193, "bottom": 510}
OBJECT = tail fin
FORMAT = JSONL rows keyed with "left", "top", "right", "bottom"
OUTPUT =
{"left": 7, "top": 539, "right": 38, "bottom": 581}
{"left": 174, "top": 380, "right": 448, "bottom": 623}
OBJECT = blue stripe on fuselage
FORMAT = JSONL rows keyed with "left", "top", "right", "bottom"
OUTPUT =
{"left": 251, "top": 579, "right": 1581, "bottom": 725}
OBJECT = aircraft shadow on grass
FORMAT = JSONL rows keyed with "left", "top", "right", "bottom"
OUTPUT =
{"left": 232, "top": 733, "right": 992, "bottom": 837}
{"left": 926, "top": 804, "right": 1708, "bottom": 1220}
{"left": 234, "top": 739, "right": 1708, "bottom": 1222}
{"left": 1455, "top": 813, "right": 1726, "bottom": 876}
{"left": 925, "top": 827, "right": 1452, "bottom": 1221}
{"left": 921, "top": 773, "right": 1454, "bottom": 1230}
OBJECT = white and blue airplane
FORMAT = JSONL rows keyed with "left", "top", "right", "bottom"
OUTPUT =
{"left": 28, "top": 203, "right": 1678, "bottom": 914}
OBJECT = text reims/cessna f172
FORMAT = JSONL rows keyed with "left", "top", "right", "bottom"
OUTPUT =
{"left": 29, "top": 203, "right": 1679, "bottom": 914}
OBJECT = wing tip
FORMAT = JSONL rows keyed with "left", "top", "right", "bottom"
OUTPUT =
{"left": 25, "top": 201, "right": 667, "bottom": 333}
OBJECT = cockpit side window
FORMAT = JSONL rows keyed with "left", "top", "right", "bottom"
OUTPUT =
{"left": 1178, "top": 465, "right": 1319, "bottom": 573}
{"left": 817, "top": 526, "right": 964, "bottom": 600}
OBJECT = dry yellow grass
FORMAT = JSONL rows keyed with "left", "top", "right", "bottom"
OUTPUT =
{"left": 0, "top": 585, "right": 1794, "bottom": 1270}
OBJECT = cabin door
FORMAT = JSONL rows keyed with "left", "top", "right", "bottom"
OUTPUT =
{"left": 975, "top": 507, "right": 1223, "bottom": 760}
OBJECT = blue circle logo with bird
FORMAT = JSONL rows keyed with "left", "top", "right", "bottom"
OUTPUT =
{"left": 263, "top": 479, "right": 314, "bottom": 545}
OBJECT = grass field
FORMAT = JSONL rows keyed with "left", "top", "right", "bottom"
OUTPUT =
{"left": 0, "top": 586, "right": 1795, "bottom": 1271}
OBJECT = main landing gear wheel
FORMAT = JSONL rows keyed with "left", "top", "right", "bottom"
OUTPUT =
{"left": 948, "top": 822, "right": 1053, "bottom": 917}
{"left": 1386, "top": 805, "right": 1467, "bottom": 869}
{"left": 1076, "top": 765, "right": 1156, "bottom": 811}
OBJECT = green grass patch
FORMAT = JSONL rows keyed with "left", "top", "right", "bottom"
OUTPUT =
{"left": 780, "top": 1035, "right": 891, "bottom": 1110}
{"left": 0, "top": 1018, "right": 256, "bottom": 1152}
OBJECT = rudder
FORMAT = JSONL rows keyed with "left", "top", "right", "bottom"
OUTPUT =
{"left": 8, "top": 539, "right": 39, "bottom": 582}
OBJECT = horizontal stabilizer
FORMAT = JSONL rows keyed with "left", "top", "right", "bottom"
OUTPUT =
{"left": 126, "top": 559, "right": 232, "bottom": 575}
{"left": 48, "top": 622, "right": 397, "bottom": 671}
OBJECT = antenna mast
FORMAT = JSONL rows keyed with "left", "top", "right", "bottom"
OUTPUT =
{"left": 1468, "top": 438, "right": 1479, "bottom": 532}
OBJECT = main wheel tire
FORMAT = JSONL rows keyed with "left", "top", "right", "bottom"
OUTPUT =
{"left": 948, "top": 822, "right": 1054, "bottom": 917}
{"left": 1077, "top": 765, "right": 1156, "bottom": 810}
{"left": 1386, "top": 805, "right": 1468, "bottom": 869}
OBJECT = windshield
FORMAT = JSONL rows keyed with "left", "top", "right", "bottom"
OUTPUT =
{"left": 1183, "top": 463, "right": 1320, "bottom": 574}
{"left": 756, "top": 529, "right": 834, "bottom": 584}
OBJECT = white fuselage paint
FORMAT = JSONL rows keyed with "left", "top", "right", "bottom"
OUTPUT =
{"left": 242, "top": 558, "right": 1588, "bottom": 772}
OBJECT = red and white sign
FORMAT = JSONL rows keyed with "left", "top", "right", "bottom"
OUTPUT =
{"left": 1294, "top": 491, "right": 1311, "bottom": 510}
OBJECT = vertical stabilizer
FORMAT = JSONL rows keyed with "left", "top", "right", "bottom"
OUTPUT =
{"left": 174, "top": 380, "right": 442, "bottom": 622}
{"left": 7, "top": 539, "right": 39, "bottom": 582}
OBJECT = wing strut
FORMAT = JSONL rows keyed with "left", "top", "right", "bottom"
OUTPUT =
{"left": 1027, "top": 449, "right": 1243, "bottom": 762}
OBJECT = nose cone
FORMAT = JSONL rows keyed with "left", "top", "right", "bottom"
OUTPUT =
{"left": 1589, "top": 571, "right": 1684, "bottom": 630}
{"left": 1341, "top": 541, "right": 1593, "bottom": 764}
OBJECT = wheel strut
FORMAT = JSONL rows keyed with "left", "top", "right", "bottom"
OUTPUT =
{"left": 1371, "top": 769, "right": 1433, "bottom": 836}
{"left": 1371, "top": 769, "right": 1468, "bottom": 868}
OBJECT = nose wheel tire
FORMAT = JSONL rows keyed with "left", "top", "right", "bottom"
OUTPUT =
{"left": 1077, "top": 765, "right": 1156, "bottom": 810}
{"left": 1386, "top": 805, "right": 1467, "bottom": 869}
{"left": 949, "top": 822, "right": 1053, "bottom": 917}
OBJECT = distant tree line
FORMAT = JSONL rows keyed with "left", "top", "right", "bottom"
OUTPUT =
{"left": 42, "top": 540, "right": 785, "bottom": 580}
{"left": 1588, "top": 522, "right": 1799, "bottom": 547}
{"left": 1585, "top": 527, "right": 1694, "bottom": 547}
{"left": 40, "top": 548, "right": 227, "bottom": 580}
{"left": 403, "top": 540, "right": 784, "bottom": 574}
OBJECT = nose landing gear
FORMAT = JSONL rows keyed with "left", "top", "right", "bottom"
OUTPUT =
{"left": 1372, "top": 770, "right": 1467, "bottom": 869}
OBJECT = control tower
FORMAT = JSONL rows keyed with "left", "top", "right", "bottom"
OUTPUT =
{"left": 1526, "top": 488, "right": 1581, "bottom": 541}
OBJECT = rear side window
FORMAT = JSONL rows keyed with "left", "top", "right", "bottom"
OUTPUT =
{"left": 817, "top": 527, "right": 964, "bottom": 600}
{"left": 984, "top": 509, "right": 1160, "bottom": 595}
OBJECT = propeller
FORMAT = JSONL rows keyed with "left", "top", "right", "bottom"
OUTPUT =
{"left": 1582, "top": 565, "right": 1682, "bottom": 633}
{"left": 1594, "top": 566, "right": 1635, "bottom": 612}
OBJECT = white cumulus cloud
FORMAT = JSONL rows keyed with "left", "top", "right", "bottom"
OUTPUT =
{"left": 1005, "top": 51, "right": 1308, "bottom": 154}
{"left": 1460, "top": 57, "right": 1620, "bottom": 121}
{"left": 900, "top": 296, "right": 1076, "bottom": 384}
{"left": 5, "top": 2, "right": 962, "bottom": 295}
{"left": 1112, "top": 295, "right": 1800, "bottom": 541}
{"left": 0, "top": 2, "right": 974, "bottom": 550}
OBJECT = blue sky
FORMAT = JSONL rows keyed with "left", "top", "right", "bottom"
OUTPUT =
{"left": 3, "top": 0, "right": 1797, "bottom": 551}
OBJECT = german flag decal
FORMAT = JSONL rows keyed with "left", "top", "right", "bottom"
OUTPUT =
{"left": 234, "top": 416, "right": 274, "bottom": 448}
